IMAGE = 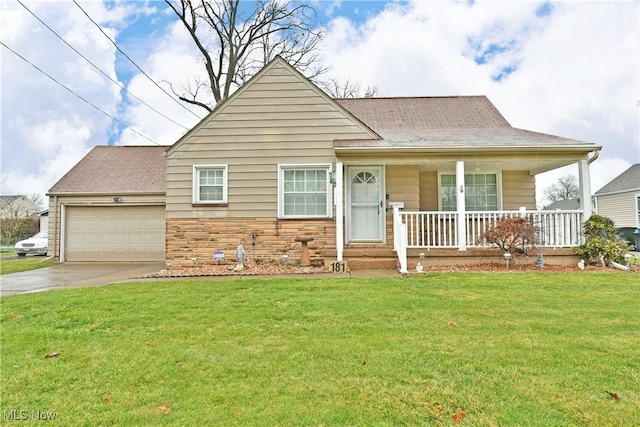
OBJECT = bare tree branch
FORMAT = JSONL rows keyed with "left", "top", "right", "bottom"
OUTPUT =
{"left": 165, "top": 0, "right": 326, "bottom": 111}
{"left": 320, "top": 77, "right": 379, "bottom": 99}
{"left": 543, "top": 174, "right": 580, "bottom": 203}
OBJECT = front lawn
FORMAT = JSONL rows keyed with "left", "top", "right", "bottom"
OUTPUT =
{"left": 1, "top": 273, "right": 638, "bottom": 425}
{"left": 0, "top": 257, "right": 57, "bottom": 275}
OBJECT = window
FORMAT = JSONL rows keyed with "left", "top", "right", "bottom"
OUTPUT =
{"left": 193, "top": 165, "right": 227, "bottom": 204}
{"left": 279, "top": 165, "right": 332, "bottom": 218}
{"left": 440, "top": 172, "right": 500, "bottom": 211}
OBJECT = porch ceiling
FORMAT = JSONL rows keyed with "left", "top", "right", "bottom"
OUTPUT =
{"left": 336, "top": 150, "right": 593, "bottom": 175}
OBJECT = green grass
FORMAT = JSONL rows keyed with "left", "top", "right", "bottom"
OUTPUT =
{"left": 0, "top": 256, "right": 57, "bottom": 275}
{"left": 1, "top": 273, "right": 638, "bottom": 425}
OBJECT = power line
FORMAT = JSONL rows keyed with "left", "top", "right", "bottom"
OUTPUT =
{"left": 1, "top": 41, "right": 159, "bottom": 146}
{"left": 16, "top": 0, "right": 191, "bottom": 131}
{"left": 72, "top": 0, "right": 201, "bottom": 120}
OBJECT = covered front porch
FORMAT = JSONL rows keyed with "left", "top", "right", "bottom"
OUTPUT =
{"left": 333, "top": 155, "right": 596, "bottom": 272}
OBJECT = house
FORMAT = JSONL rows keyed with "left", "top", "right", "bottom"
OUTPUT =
{"left": 593, "top": 164, "right": 640, "bottom": 248}
{"left": 0, "top": 195, "right": 40, "bottom": 218}
{"left": 593, "top": 164, "right": 639, "bottom": 229}
{"left": 544, "top": 199, "right": 580, "bottom": 210}
{"left": 47, "top": 57, "right": 601, "bottom": 270}
{"left": 39, "top": 209, "right": 49, "bottom": 234}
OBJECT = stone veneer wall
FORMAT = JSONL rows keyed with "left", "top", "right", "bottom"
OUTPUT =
{"left": 166, "top": 218, "right": 336, "bottom": 268}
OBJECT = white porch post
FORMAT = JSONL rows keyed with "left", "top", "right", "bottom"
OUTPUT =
{"left": 390, "top": 202, "right": 408, "bottom": 273}
{"left": 335, "top": 162, "right": 344, "bottom": 262}
{"left": 456, "top": 160, "right": 467, "bottom": 251}
{"left": 578, "top": 159, "right": 593, "bottom": 220}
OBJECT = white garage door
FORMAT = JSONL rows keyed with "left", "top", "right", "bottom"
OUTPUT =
{"left": 65, "top": 206, "right": 165, "bottom": 262}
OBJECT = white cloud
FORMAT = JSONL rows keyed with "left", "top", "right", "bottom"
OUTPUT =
{"left": 115, "top": 20, "right": 204, "bottom": 146}
{"left": 0, "top": 0, "right": 125, "bottom": 202}
{"left": 319, "top": 0, "right": 639, "bottom": 201}
{"left": 1, "top": 0, "right": 637, "bottom": 210}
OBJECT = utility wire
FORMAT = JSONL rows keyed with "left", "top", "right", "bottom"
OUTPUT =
{"left": 1, "top": 41, "right": 159, "bottom": 146}
{"left": 16, "top": 0, "right": 191, "bottom": 131}
{"left": 72, "top": 0, "right": 201, "bottom": 119}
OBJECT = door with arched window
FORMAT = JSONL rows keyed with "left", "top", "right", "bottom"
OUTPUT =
{"left": 346, "top": 166, "right": 385, "bottom": 242}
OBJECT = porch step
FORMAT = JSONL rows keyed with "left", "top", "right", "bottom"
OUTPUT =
{"left": 344, "top": 257, "right": 398, "bottom": 270}
{"left": 342, "top": 247, "right": 398, "bottom": 270}
{"left": 342, "top": 247, "right": 396, "bottom": 258}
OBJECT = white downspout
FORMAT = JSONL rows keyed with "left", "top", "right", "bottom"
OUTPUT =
{"left": 59, "top": 204, "right": 66, "bottom": 262}
{"left": 456, "top": 160, "right": 467, "bottom": 251}
{"left": 335, "top": 162, "right": 344, "bottom": 262}
{"left": 578, "top": 158, "right": 593, "bottom": 221}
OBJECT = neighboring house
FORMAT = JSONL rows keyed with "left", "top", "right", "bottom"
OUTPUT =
{"left": 0, "top": 195, "right": 40, "bottom": 218}
{"left": 39, "top": 209, "right": 49, "bottom": 234}
{"left": 544, "top": 199, "right": 580, "bottom": 210}
{"left": 593, "top": 163, "right": 640, "bottom": 230}
{"left": 47, "top": 57, "right": 601, "bottom": 270}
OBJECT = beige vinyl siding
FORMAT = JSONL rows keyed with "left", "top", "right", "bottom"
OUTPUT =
{"left": 596, "top": 192, "right": 638, "bottom": 228}
{"left": 501, "top": 170, "right": 536, "bottom": 210}
{"left": 419, "top": 172, "right": 438, "bottom": 211}
{"left": 166, "top": 61, "right": 375, "bottom": 219}
{"left": 386, "top": 165, "right": 420, "bottom": 210}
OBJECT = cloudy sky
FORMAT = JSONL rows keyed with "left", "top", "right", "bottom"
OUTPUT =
{"left": 1, "top": 0, "right": 638, "bottom": 209}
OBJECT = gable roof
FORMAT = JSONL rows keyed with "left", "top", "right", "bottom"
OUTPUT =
{"left": 334, "top": 96, "right": 598, "bottom": 151}
{"left": 594, "top": 163, "right": 640, "bottom": 196}
{"left": 0, "top": 195, "right": 38, "bottom": 209}
{"left": 0, "top": 195, "right": 23, "bottom": 209}
{"left": 544, "top": 199, "right": 581, "bottom": 210}
{"left": 48, "top": 146, "right": 167, "bottom": 194}
{"left": 166, "top": 56, "right": 379, "bottom": 156}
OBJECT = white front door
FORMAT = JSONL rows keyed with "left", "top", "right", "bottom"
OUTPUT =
{"left": 347, "top": 166, "right": 385, "bottom": 242}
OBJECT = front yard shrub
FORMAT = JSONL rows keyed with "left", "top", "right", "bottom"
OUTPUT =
{"left": 574, "top": 214, "right": 632, "bottom": 266}
{"left": 481, "top": 216, "right": 537, "bottom": 266}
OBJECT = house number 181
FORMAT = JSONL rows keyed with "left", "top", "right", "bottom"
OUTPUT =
{"left": 331, "top": 262, "right": 346, "bottom": 273}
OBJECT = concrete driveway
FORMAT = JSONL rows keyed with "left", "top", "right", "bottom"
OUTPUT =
{"left": 0, "top": 262, "right": 165, "bottom": 296}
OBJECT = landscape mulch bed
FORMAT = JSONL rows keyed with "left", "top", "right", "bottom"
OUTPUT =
{"left": 146, "top": 262, "right": 634, "bottom": 278}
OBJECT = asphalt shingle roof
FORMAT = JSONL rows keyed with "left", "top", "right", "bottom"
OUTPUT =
{"left": 335, "top": 96, "right": 594, "bottom": 149}
{"left": 594, "top": 164, "right": 640, "bottom": 195}
{"left": 48, "top": 146, "right": 167, "bottom": 194}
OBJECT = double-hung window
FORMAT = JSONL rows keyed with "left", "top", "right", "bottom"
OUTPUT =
{"left": 279, "top": 165, "right": 332, "bottom": 218}
{"left": 193, "top": 165, "right": 227, "bottom": 204}
{"left": 440, "top": 172, "right": 500, "bottom": 211}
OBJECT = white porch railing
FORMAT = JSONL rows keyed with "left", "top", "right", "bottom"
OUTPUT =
{"left": 396, "top": 209, "right": 584, "bottom": 250}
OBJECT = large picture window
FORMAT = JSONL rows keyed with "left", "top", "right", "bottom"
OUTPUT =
{"left": 279, "top": 165, "right": 332, "bottom": 218}
{"left": 440, "top": 172, "right": 500, "bottom": 211}
{"left": 193, "top": 165, "right": 227, "bottom": 204}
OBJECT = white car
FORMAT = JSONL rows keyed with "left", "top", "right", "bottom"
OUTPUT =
{"left": 15, "top": 232, "right": 48, "bottom": 256}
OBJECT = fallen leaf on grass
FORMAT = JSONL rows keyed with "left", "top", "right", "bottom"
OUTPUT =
{"left": 448, "top": 321, "right": 457, "bottom": 326}
{"left": 45, "top": 352, "right": 60, "bottom": 359}
{"left": 606, "top": 391, "right": 620, "bottom": 400}
{"left": 102, "top": 394, "right": 111, "bottom": 403}
{"left": 452, "top": 411, "right": 466, "bottom": 423}
{"left": 159, "top": 404, "right": 171, "bottom": 415}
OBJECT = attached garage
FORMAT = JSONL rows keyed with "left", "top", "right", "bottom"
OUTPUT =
{"left": 64, "top": 205, "right": 165, "bottom": 262}
{"left": 48, "top": 146, "right": 168, "bottom": 263}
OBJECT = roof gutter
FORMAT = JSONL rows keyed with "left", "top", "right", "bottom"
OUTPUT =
{"left": 334, "top": 145, "right": 602, "bottom": 154}
{"left": 588, "top": 148, "right": 600, "bottom": 164}
{"left": 46, "top": 191, "right": 166, "bottom": 197}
